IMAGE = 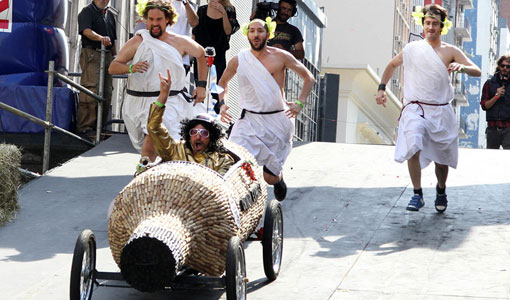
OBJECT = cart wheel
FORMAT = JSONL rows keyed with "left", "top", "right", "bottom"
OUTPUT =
{"left": 70, "top": 229, "right": 96, "bottom": 300}
{"left": 263, "top": 200, "right": 283, "bottom": 281}
{"left": 225, "top": 236, "right": 247, "bottom": 300}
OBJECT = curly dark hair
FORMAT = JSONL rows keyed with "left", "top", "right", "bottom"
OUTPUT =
{"left": 142, "top": 0, "right": 178, "bottom": 27}
{"left": 422, "top": 4, "right": 448, "bottom": 28}
{"left": 279, "top": 0, "right": 297, "bottom": 7}
{"left": 496, "top": 55, "right": 510, "bottom": 74}
{"left": 180, "top": 118, "right": 226, "bottom": 153}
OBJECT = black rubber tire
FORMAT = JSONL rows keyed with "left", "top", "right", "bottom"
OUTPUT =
{"left": 225, "top": 236, "right": 247, "bottom": 300}
{"left": 70, "top": 229, "right": 96, "bottom": 300}
{"left": 262, "top": 200, "right": 283, "bottom": 281}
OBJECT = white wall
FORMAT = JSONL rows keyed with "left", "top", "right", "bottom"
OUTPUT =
{"left": 499, "top": 27, "right": 510, "bottom": 56}
{"left": 476, "top": 0, "right": 495, "bottom": 147}
{"left": 316, "top": 0, "right": 396, "bottom": 77}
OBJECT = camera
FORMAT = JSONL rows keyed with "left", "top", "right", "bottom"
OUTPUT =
{"left": 204, "top": 46, "right": 216, "bottom": 57}
{"left": 253, "top": 0, "right": 279, "bottom": 20}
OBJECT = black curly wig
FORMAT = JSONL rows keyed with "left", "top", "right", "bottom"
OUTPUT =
{"left": 180, "top": 118, "right": 226, "bottom": 153}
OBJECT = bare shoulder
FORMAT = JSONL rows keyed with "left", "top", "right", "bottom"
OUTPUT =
{"left": 120, "top": 34, "right": 142, "bottom": 52}
{"left": 167, "top": 31, "right": 188, "bottom": 42}
{"left": 229, "top": 55, "right": 239, "bottom": 66}
{"left": 441, "top": 42, "right": 463, "bottom": 55}
{"left": 129, "top": 34, "right": 143, "bottom": 45}
{"left": 268, "top": 46, "right": 292, "bottom": 59}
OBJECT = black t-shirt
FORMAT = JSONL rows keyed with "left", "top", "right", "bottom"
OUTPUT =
{"left": 78, "top": 2, "right": 117, "bottom": 50}
{"left": 192, "top": 5, "right": 239, "bottom": 55}
{"left": 267, "top": 22, "right": 303, "bottom": 51}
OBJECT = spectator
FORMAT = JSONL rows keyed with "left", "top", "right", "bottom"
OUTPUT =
{"left": 267, "top": 0, "right": 304, "bottom": 60}
{"left": 480, "top": 55, "right": 510, "bottom": 149}
{"left": 169, "top": 0, "right": 199, "bottom": 73}
{"left": 77, "top": 0, "right": 117, "bottom": 137}
{"left": 192, "top": 0, "right": 239, "bottom": 80}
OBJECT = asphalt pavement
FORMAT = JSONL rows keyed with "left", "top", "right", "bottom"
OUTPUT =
{"left": 1, "top": 134, "right": 509, "bottom": 300}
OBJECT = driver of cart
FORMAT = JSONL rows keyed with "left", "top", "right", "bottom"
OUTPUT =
{"left": 144, "top": 69, "right": 235, "bottom": 175}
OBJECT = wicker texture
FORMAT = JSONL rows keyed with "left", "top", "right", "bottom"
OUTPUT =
{"left": 108, "top": 140, "right": 266, "bottom": 279}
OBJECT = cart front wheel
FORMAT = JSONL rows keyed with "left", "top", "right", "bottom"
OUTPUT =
{"left": 263, "top": 200, "right": 283, "bottom": 281}
{"left": 70, "top": 229, "right": 96, "bottom": 300}
{"left": 225, "top": 236, "right": 247, "bottom": 300}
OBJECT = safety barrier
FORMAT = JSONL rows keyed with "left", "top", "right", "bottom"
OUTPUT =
{"left": 0, "top": 46, "right": 114, "bottom": 174}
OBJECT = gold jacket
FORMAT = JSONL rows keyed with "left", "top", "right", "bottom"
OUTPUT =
{"left": 147, "top": 104, "right": 235, "bottom": 175}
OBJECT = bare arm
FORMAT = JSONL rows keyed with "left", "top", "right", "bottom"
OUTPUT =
{"left": 82, "top": 28, "right": 112, "bottom": 47}
{"left": 449, "top": 46, "right": 481, "bottom": 77}
{"left": 283, "top": 51, "right": 315, "bottom": 117}
{"left": 108, "top": 35, "right": 148, "bottom": 75}
{"left": 184, "top": 1, "right": 199, "bottom": 27}
{"left": 217, "top": 56, "right": 239, "bottom": 123}
{"left": 291, "top": 41, "right": 305, "bottom": 60}
{"left": 376, "top": 51, "right": 403, "bottom": 107}
{"left": 181, "top": 36, "right": 207, "bottom": 104}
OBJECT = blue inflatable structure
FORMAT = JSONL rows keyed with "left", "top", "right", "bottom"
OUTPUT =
{"left": 0, "top": 0, "right": 76, "bottom": 133}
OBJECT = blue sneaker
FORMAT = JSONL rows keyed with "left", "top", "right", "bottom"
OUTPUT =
{"left": 406, "top": 194, "right": 424, "bottom": 211}
{"left": 435, "top": 193, "right": 448, "bottom": 213}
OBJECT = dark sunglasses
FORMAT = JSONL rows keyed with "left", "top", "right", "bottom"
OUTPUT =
{"left": 500, "top": 64, "right": 510, "bottom": 69}
{"left": 190, "top": 128, "right": 209, "bottom": 138}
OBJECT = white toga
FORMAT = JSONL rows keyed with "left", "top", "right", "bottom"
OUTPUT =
{"left": 395, "top": 39, "right": 458, "bottom": 168}
{"left": 229, "top": 49, "right": 294, "bottom": 175}
{"left": 123, "top": 29, "right": 204, "bottom": 152}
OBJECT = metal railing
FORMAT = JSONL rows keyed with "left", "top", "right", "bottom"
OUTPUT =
{"left": 0, "top": 46, "right": 111, "bottom": 174}
{"left": 285, "top": 58, "right": 321, "bottom": 142}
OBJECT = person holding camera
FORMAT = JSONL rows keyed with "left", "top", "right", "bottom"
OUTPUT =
{"left": 252, "top": 0, "right": 304, "bottom": 60}
{"left": 480, "top": 55, "right": 510, "bottom": 149}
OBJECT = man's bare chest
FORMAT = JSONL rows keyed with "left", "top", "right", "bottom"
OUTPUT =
{"left": 257, "top": 58, "right": 284, "bottom": 78}
{"left": 159, "top": 36, "right": 185, "bottom": 56}
{"left": 433, "top": 48, "right": 454, "bottom": 68}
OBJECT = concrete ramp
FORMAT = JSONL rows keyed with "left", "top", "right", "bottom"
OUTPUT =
{"left": 0, "top": 134, "right": 509, "bottom": 300}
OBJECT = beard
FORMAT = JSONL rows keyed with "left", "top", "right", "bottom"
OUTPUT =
{"left": 249, "top": 36, "right": 268, "bottom": 51}
{"left": 150, "top": 25, "right": 163, "bottom": 38}
{"left": 276, "top": 12, "right": 289, "bottom": 22}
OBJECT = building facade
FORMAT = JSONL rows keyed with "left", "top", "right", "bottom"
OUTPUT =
{"left": 319, "top": 0, "right": 489, "bottom": 147}
{"left": 317, "top": 0, "right": 425, "bottom": 145}
{"left": 65, "top": 0, "right": 326, "bottom": 142}
{"left": 459, "top": 0, "right": 500, "bottom": 148}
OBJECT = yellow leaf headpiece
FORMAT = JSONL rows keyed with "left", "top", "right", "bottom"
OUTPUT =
{"left": 241, "top": 17, "right": 277, "bottom": 39}
{"left": 412, "top": 5, "right": 452, "bottom": 35}
{"left": 136, "top": 0, "right": 171, "bottom": 18}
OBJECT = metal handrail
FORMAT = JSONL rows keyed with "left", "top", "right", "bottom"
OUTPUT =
{"left": 0, "top": 95, "right": 95, "bottom": 173}
{"left": 52, "top": 72, "right": 105, "bottom": 103}
{"left": 0, "top": 46, "right": 111, "bottom": 174}
{"left": 67, "top": 72, "right": 128, "bottom": 80}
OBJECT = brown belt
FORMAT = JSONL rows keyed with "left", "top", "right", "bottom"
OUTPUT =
{"left": 399, "top": 101, "right": 449, "bottom": 120}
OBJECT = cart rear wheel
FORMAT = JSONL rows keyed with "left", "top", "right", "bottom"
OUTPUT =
{"left": 225, "top": 236, "right": 246, "bottom": 300}
{"left": 70, "top": 229, "right": 96, "bottom": 300}
{"left": 263, "top": 200, "right": 283, "bottom": 281}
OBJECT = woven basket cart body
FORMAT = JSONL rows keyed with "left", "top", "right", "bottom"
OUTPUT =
{"left": 108, "top": 140, "right": 267, "bottom": 292}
